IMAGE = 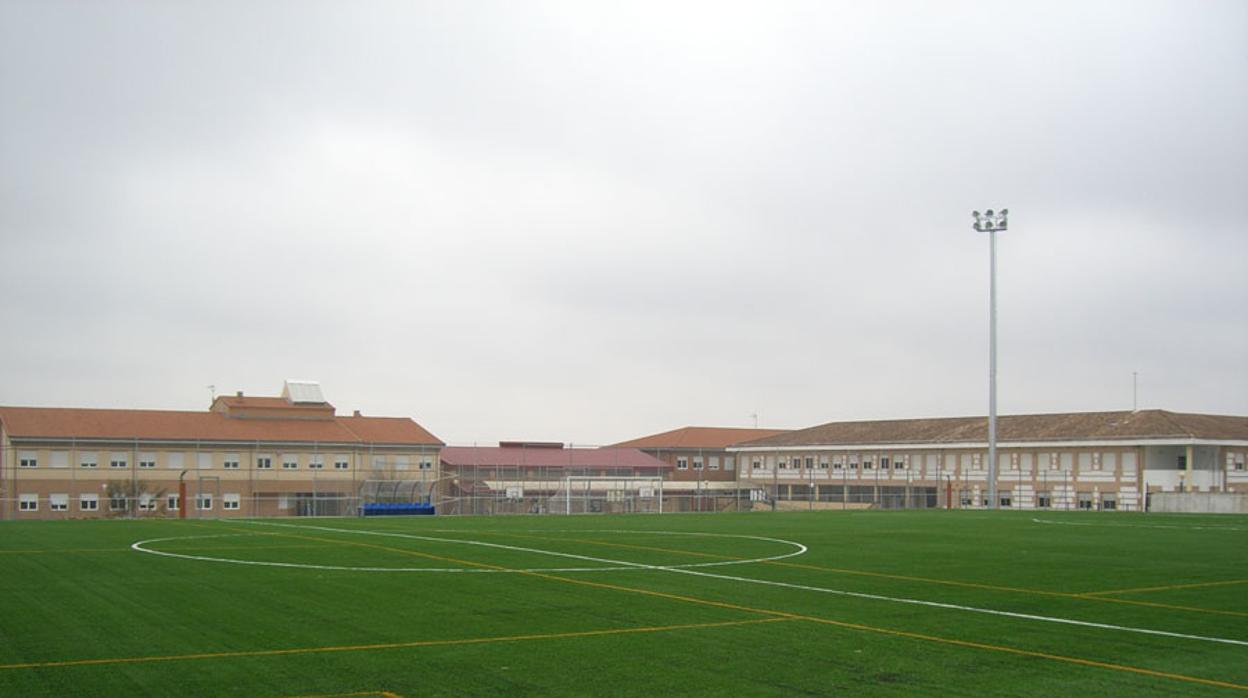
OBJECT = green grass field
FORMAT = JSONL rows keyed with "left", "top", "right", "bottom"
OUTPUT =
{"left": 1, "top": 510, "right": 1245, "bottom": 696}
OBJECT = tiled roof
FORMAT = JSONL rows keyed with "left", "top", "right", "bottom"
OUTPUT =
{"left": 610, "top": 426, "right": 790, "bottom": 450}
{"left": 0, "top": 406, "right": 442, "bottom": 446}
{"left": 737, "top": 410, "right": 1248, "bottom": 448}
{"left": 441, "top": 445, "right": 670, "bottom": 469}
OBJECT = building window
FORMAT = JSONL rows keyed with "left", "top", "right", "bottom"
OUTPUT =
{"left": 1177, "top": 455, "right": 1187, "bottom": 469}
{"left": 308, "top": 455, "right": 324, "bottom": 470}
{"left": 1101, "top": 493, "right": 1118, "bottom": 510}
{"left": 709, "top": 456, "right": 720, "bottom": 471}
{"left": 804, "top": 457, "right": 813, "bottom": 470}
{"left": 677, "top": 458, "right": 688, "bottom": 470}
{"left": 197, "top": 453, "right": 213, "bottom": 470}
{"left": 18, "top": 452, "right": 37, "bottom": 468}
{"left": 999, "top": 490, "right": 1012, "bottom": 508}
{"left": 751, "top": 458, "right": 762, "bottom": 472}
{"left": 80, "top": 452, "right": 98, "bottom": 468}
{"left": 167, "top": 494, "right": 180, "bottom": 511}
{"left": 80, "top": 494, "right": 99, "bottom": 511}
{"left": 1010, "top": 453, "right": 1020, "bottom": 470}
{"left": 971, "top": 454, "right": 982, "bottom": 468}
{"left": 257, "top": 455, "right": 272, "bottom": 470}
{"left": 50, "top": 451, "right": 69, "bottom": 468}
{"left": 693, "top": 458, "right": 703, "bottom": 470}
{"left": 832, "top": 457, "right": 844, "bottom": 470}
{"left": 223, "top": 493, "right": 241, "bottom": 511}
{"left": 724, "top": 456, "right": 734, "bottom": 472}
{"left": 894, "top": 456, "right": 907, "bottom": 470}
{"left": 1049, "top": 453, "right": 1060, "bottom": 470}
{"left": 110, "top": 452, "right": 128, "bottom": 469}
{"left": 19, "top": 494, "right": 38, "bottom": 511}
{"left": 1037, "top": 492, "right": 1052, "bottom": 509}
{"left": 110, "top": 494, "right": 127, "bottom": 511}
{"left": 137, "top": 494, "right": 157, "bottom": 511}
{"left": 862, "top": 460, "right": 873, "bottom": 470}
{"left": 1077, "top": 492, "right": 1094, "bottom": 510}
{"left": 282, "top": 454, "right": 298, "bottom": 470}
{"left": 819, "top": 459, "right": 829, "bottom": 469}
{"left": 50, "top": 493, "right": 69, "bottom": 511}
{"left": 334, "top": 455, "right": 350, "bottom": 470}
{"left": 1091, "top": 453, "right": 1102, "bottom": 470}
{"left": 394, "top": 456, "right": 410, "bottom": 471}
{"left": 167, "top": 452, "right": 184, "bottom": 469}
{"left": 197, "top": 494, "right": 213, "bottom": 511}
{"left": 138, "top": 453, "right": 156, "bottom": 469}
{"left": 959, "top": 492, "right": 973, "bottom": 507}
{"left": 223, "top": 454, "right": 240, "bottom": 470}
{"left": 880, "top": 457, "right": 890, "bottom": 469}
{"left": 420, "top": 456, "right": 434, "bottom": 471}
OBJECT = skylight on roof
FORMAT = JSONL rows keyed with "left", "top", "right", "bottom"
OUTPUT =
{"left": 282, "top": 380, "right": 326, "bottom": 404}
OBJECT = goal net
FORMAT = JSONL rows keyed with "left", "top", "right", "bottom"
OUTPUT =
{"left": 548, "top": 476, "right": 664, "bottom": 515}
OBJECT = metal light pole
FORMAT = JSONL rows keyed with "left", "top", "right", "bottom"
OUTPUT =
{"left": 973, "top": 208, "right": 1008, "bottom": 510}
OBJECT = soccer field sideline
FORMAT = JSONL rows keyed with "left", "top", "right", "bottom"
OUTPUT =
{"left": 1, "top": 511, "right": 1245, "bottom": 696}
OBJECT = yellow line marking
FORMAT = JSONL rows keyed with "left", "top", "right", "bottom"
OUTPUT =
{"left": 767, "top": 560, "right": 1248, "bottom": 619}
{"left": 437, "top": 529, "right": 1248, "bottom": 618}
{"left": 0, "top": 548, "right": 130, "bottom": 554}
{"left": 0, "top": 619, "right": 789, "bottom": 671}
{"left": 1083, "top": 579, "right": 1248, "bottom": 597}
{"left": 282, "top": 692, "right": 403, "bottom": 698}
{"left": 266, "top": 528, "right": 1248, "bottom": 692}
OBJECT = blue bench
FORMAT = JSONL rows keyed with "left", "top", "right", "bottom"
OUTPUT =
{"left": 360, "top": 503, "right": 435, "bottom": 516}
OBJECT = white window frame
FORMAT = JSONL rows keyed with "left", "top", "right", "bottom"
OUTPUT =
{"left": 308, "top": 455, "right": 324, "bottom": 470}
{"left": 167, "top": 452, "right": 184, "bottom": 470}
{"left": 137, "top": 493, "right": 157, "bottom": 511}
{"left": 223, "top": 453, "right": 240, "bottom": 470}
{"left": 18, "top": 451, "right": 37, "bottom": 468}
{"left": 166, "top": 494, "right": 180, "bottom": 511}
{"left": 197, "top": 494, "right": 213, "bottom": 511}
{"left": 394, "top": 455, "right": 410, "bottom": 471}
{"left": 138, "top": 453, "right": 156, "bottom": 469}
{"left": 419, "top": 457, "right": 433, "bottom": 471}
{"left": 80, "top": 452, "right": 98, "bottom": 468}
{"left": 223, "top": 493, "right": 241, "bottom": 511}
{"left": 49, "top": 493, "right": 69, "bottom": 511}
{"left": 197, "top": 452, "right": 213, "bottom": 470}
{"left": 676, "top": 457, "right": 688, "bottom": 470}
{"left": 19, "top": 494, "right": 39, "bottom": 511}
{"left": 692, "top": 457, "right": 703, "bottom": 471}
{"left": 282, "top": 454, "right": 298, "bottom": 470}
{"left": 256, "top": 455, "right": 272, "bottom": 470}
{"left": 50, "top": 451, "right": 69, "bottom": 468}
{"left": 80, "top": 493, "right": 100, "bottom": 511}
{"left": 334, "top": 455, "right": 350, "bottom": 470}
{"left": 110, "top": 452, "right": 128, "bottom": 469}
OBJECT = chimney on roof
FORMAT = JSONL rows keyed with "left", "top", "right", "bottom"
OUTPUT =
{"left": 353, "top": 410, "right": 362, "bottom": 417}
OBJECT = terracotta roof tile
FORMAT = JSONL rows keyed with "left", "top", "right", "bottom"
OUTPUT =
{"left": 0, "top": 406, "right": 442, "bottom": 447}
{"left": 738, "top": 410, "right": 1248, "bottom": 448}
{"left": 441, "top": 445, "right": 670, "bottom": 469}
{"left": 610, "top": 426, "right": 790, "bottom": 450}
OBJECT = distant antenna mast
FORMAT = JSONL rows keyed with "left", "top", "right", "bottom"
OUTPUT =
{"left": 207, "top": 384, "right": 216, "bottom": 402}
{"left": 750, "top": 413, "right": 759, "bottom": 428}
{"left": 1132, "top": 372, "right": 1138, "bottom": 412}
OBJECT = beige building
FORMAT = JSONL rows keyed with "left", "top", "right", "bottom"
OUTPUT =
{"left": 0, "top": 381, "right": 443, "bottom": 520}
{"left": 732, "top": 410, "right": 1248, "bottom": 511}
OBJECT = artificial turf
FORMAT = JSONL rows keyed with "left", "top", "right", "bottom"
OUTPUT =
{"left": 0, "top": 510, "right": 1244, "bottom": 696}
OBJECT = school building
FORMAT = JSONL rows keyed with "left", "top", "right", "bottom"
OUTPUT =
{"left": 729, "top": 410, "right": 1248, "bottom": 511}
{"left": 0, "top": 381, "right": 443, "bottom": 520}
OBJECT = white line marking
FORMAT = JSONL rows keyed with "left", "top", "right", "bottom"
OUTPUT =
{"left": 239, "top": 520, "right": 1248, "bottom": 648}
{"left": 1032, "top": 518, "right": 1248, "bottom": 532}
{"left": 130, "top": 527, "right": 807, "bottom": 574}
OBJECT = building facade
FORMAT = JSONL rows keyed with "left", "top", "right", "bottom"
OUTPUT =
{"left": 440, "top": 441, "right": 672, "bottom": 515}
{"left": 0, "top": 381, "right": 443, "bottom": 520}
{"left": 731, "top": 410, "right": 1248, "bottom": 511}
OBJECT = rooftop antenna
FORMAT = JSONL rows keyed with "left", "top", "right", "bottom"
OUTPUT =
{"left": 207, "top": 384, "right": 216, "bottom": 402}
{"left": 1132, "top": 372, "right": 1138, "bottom": 412}
{"left": 750, "top": 413, "right": 759, "bottom": 428}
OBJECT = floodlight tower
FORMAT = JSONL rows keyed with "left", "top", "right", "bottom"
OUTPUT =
{"left": 973, "top": 208, "right": 1008, "bottom": 509}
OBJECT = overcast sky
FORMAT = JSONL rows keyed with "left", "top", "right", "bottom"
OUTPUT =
{"left": 1, "top": 1, "right": 1245, "bottom": 446}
